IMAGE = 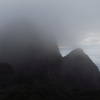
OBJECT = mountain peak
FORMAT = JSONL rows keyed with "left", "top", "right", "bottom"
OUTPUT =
{"left": 62, "top": 48, "right": 100, "bottom": 91}
{"left": 64, "top": 48, "right": 87, "bottom": 59}
{"left": 64, "top": 48, "right": 97, "bottom": 68}
{"left": 69, "top": 48, "right": 84, "bottom": 55}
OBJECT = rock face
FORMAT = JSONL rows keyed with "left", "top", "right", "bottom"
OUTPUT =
{"left": 61, "top": 48, "right": 100, "bottom": 91}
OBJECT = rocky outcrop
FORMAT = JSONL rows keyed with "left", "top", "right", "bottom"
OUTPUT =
{"left": 61, "top": 48, "right": 100, "bottom": 92}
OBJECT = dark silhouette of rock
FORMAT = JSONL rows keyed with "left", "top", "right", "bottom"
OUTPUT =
{"left": 61, "top": 48, "right": 100, "bottom": 92}
{"left": 0, "top": 63, "right": 14, "bottom": 88}
{"left": 0, "top": 63, "right": 13, "bottom": 74}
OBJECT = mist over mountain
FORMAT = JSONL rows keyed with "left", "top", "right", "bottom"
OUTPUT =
{"left": 0, "top": 0, "right": 100, "bottom": 99}
{"left": 0, "top": 22, "right": 100, "bottom": 99}
{"left": 0, "top": 21, "right": 62, "bottom": 99}
{"left": 0, "top": 21, "right": 61, "bottom": 70}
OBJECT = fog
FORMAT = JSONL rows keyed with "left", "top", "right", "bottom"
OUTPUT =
{"left": 0, "top": 0, "right": 100, "bottom": 68}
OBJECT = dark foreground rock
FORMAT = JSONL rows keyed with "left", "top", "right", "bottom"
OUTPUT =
{"left": 0, "top": 63, "right": 14, "bottom": 87}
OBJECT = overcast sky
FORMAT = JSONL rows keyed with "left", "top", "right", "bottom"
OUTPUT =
{"left": 0, "top": 0, "right": 100, "bottom": 68}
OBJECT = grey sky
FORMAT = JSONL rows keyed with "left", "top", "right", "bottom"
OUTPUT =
{"left": 0, "top": 0, "right": 100, "bottom": 45}
{"left": 0, "top": 0, "right": 100, "bottom": 67}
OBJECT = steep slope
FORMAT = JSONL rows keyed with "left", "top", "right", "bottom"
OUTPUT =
{"left": 61, "top": 48, "right": 100, "bottom": 92}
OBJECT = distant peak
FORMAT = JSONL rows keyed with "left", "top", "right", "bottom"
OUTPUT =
{"left": 69, "top": 48, "right": 84, "bottom": 55}
{"left": 72, "top": 48, "right": 83, "bottom": 53}
{"left": 63, "top": 48, "right": 88, "bottom": 59}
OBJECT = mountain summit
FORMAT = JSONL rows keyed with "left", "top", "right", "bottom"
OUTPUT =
{"left": 61, "top": 48, "right": 100, "bottom": 91}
